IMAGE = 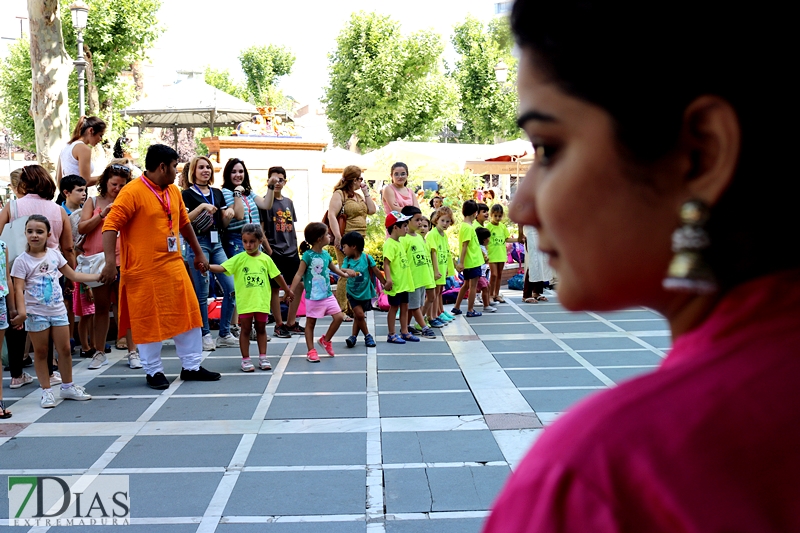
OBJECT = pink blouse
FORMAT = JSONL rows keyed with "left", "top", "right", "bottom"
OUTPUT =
{"left": 484, "top": 269, "right": 800, "bottom": 533}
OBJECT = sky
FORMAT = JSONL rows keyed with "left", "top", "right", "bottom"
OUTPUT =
{"left": 148, "top": 0, "right": 498, "bottom": 104}
{"left": 1, "top": 0, "right": 500, "bottom": 104}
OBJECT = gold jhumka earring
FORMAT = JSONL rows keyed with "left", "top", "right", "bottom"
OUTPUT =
{"left": 662, "top": 199, "right": 718, "bottom": 294}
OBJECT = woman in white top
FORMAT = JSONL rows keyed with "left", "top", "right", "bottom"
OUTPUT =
{"left": 57, "top": 116, "right": 106, "bottom": 188}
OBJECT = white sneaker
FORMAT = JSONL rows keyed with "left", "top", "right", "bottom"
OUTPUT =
{"left": 482, "top": 305, "right": 497, "bottom": 313}
{"left": 88, "top": 352, "right": 108, "bottom": 370}
{"left": 127, "top": 351, "right": 143, "bottom": 369}
{"left": 49, "top": 371, "right": 62, "bottom": 385}
{"left": 259, "top": 355, "right": 272, "bottom": 371}
{"left": 41, "top": 389, "right": 56, "bottom": 409}
{"left": 202, "top": 334, "right": 216, "bottom": 351}
{"left": 216, "top": 334, "right": 239, "bottom": 347}
{"left": 60, "top": 384, "right": 92, "bottom": 401}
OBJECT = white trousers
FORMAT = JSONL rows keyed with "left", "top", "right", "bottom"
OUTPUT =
{"left": 138, "top": 327, "right": 202, "bottom": 376}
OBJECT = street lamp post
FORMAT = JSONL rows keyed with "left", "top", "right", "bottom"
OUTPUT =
{"left": 69, "top": 2, "right": 89, "bottom": 118}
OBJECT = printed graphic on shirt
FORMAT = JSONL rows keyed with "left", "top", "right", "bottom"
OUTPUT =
{"left": 407, "top": 240, "right": 432, "bottom": 268}
{"left": 273, "top": 209, "right": 294, "bottom": 233}
{"left": 310, "top": 257, "right": 329, "bottom": 300}
{"left": 242, "top": 265, "right": 267, "bottom": 288}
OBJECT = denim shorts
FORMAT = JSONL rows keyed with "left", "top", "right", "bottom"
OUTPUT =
{"left": 25, "top": 313, "right": 70, "bottom": 332}
{"left": 0, "top": 295, "right": 8, "bottom": 330}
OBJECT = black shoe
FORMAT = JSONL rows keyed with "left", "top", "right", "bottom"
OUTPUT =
{"left": 267, "top": 314, "right": 276, "bottom": 325}
{"left": 146, "top": 372, "right": 170, "bottom": 390}
{"left": 180, "top": 366, "right": 221, "bottom": 381}
{"left": 273, "top": 324, "right": 291, "bottom": 338}
{"left": 80, "top": 348, "right": 97, "bottom": 359}
{"left": 104, "top": 343, "right": 112, "bottom": 354}
{"left": 22, "top": 355, "right": 34, "bottom": 367}
{"left": 287, "top": 322, "right": 305, "bottom": 335}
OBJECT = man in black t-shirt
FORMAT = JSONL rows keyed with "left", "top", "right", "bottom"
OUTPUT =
{"left": 260, "top": 166, "right": 305, "bottom": 337}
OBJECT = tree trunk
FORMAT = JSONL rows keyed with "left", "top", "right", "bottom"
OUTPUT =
{"left": 84, "top": 45, "right": 101, "bottom": 115}
{"left": 27, "top": 0, "right": 71, "bottom": 173}
{"left": 131, "top": 61, "right": 144, "bottom": 100}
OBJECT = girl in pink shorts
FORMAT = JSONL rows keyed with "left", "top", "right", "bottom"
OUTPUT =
{"left": 73, "top": 282, "right": 96, "bottom": 357}
{"left": 289, "top": 222, "right": 354, "bottom": 362}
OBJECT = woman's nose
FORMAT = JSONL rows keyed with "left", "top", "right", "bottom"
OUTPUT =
{"left": 509, "top": 171, "right": 540, "bottom": 229}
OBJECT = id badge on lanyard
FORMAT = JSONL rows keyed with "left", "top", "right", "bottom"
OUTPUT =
{"left": 210, "top": 231, "right": 219, "bottom": 243}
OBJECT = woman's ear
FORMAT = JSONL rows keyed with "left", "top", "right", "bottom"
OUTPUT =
{"left": 677, "top": 95, "right": 741, "bottom": 205}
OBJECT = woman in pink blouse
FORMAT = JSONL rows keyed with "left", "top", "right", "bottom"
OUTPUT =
{"left": 484, "top": 2, "right": 799, "bottom": 533}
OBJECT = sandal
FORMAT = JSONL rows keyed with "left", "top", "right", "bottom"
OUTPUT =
{"left": 116, "top": 339, "right": 128, "bottom": 350}
{"left": 0, "top": 400, "right": 11, "bottom": 419}
{"left": 522, "top": 297, "right": 539, "bottom": 304}
{"left": 536, "top": 295, "right": 549, "bottom": 302}
{"left": 343, "top": 316, "right": 354, "bottom": 322}
{"left": 494, "top": 295, "right": 506, "bottom": 303}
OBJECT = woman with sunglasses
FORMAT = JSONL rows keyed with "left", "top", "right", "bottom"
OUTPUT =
{"left": 77, "top": 163, "right": 137, "bottom": 370}
{"left": 381, "top": 162, "right": 419, "bottom": 215}
{"left": 328, "top": 165, "right": 376, "bottom": 319}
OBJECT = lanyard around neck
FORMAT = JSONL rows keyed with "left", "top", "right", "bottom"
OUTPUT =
{"left": 193, "top": 184, "right": 213, "bottom": 205}
{"left": 141, "top": 176, "right": 173, "bottom": 233}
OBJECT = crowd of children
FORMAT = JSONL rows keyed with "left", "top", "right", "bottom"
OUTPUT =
{"left": 0, "top": 156, "right": 517, "bottom": 415}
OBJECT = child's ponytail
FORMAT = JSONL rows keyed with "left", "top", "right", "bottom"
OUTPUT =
{"left": 299, "top": 241, "right": 312, "bottom": 253}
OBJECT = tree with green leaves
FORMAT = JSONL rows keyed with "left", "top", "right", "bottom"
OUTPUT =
{"left": 0, "top": 37, "right": 36, "bottom": 151}
{"left": 238, "top": 45, "right": 295, "bottom": 105}
{"left": 60, "top": 0, "right": 162, "bottom": 113}
{"left": 323, "top": 12, "right": 458, "bottom": 153}
{"left": 204, "top": 67, "right": 249, "bottom": 101}
{"left": 451, "top": 16, "right": 519, "bottom": 144}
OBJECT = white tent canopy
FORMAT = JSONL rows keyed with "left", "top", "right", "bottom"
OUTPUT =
{"left": 121, "top": 78, "right": 257, "bottom": 134}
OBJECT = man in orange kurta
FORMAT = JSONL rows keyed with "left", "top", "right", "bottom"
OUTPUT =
{"left": 100, "top": 144, "right": 221, "bottom": 390}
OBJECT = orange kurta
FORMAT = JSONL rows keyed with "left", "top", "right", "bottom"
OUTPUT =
{"left": 103, "top": 176, "right": 201, "bottom": 344}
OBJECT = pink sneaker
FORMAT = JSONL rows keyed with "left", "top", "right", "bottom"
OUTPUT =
{"left": 318, "top": 335, "right": 335, "bottom": 357}
{"left": 306, "top": 349, "right": 320, "bottom": 363}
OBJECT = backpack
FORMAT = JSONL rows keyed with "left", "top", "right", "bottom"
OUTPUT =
{"left": 508, "top": 273, "right": 525, "bottom": 291}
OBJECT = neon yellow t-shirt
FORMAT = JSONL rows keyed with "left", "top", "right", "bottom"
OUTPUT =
{"left": 220, "top": 251, "right": 281, "bottom": 314}
{"left": 382, "top": 237, "right": 413, "bottom": 296}
{"left": 401, "top": 233, "right": 435, "bottom": 289}
{"left": 487, "top": 222, "right": 511, "bottom": 263}
{"left": 459, "top": 222, "right": 484, "bottom": 270}
{"left": 426, "top": 229, "right": 454, "bottom": 285}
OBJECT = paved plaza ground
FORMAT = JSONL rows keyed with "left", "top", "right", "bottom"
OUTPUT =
{"left": 1, "top": 289, "right": 670, "bottom": 532}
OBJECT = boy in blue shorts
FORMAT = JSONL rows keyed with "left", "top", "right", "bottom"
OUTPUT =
{"left": 452, "top": 200, "right": 485, "bottom": 317}
{"left": 382, "top": 211, "right": 418, "bottom": 344}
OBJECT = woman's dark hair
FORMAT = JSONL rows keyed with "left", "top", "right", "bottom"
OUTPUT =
{"left": 69, "top": 116, "right": 106, "bottom": 144}
{"left": 510, "top": 0, "right": 796, "bottom": 289}
{"left": 98, "top": 164, "right": 132, "bottom": 197}
{"left": 241, "top": 222, "right": 264, "bottom": 240}
{"left": 390, "top": 162, "right": 409, "bottom": 185}
{"left": 26, "top": 214, "right": 51, "bottom": 233}
{"left": 476, "top": 227, "right": 491, "bottom": 245}
{"left": 18, "top": 165, "right": 56, "bottom": 200}
{"left": 222, "top": 158, "right": 252, "bottom": 195}
{"left": 462, "top": 199, "right": 478, "bottom": 217}
{"left": 299, "top": 222, "right": 329, "bottom": 253}
{"left": 341, "top": 231, "right": 365, "bottom": 252}
{"left": 145, "top": 144, "right": 179, "bottom": 172}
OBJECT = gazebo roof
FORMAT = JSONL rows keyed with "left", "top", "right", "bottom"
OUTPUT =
{"left": 121, "top": 78, "right": 257, "bottom": 130}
